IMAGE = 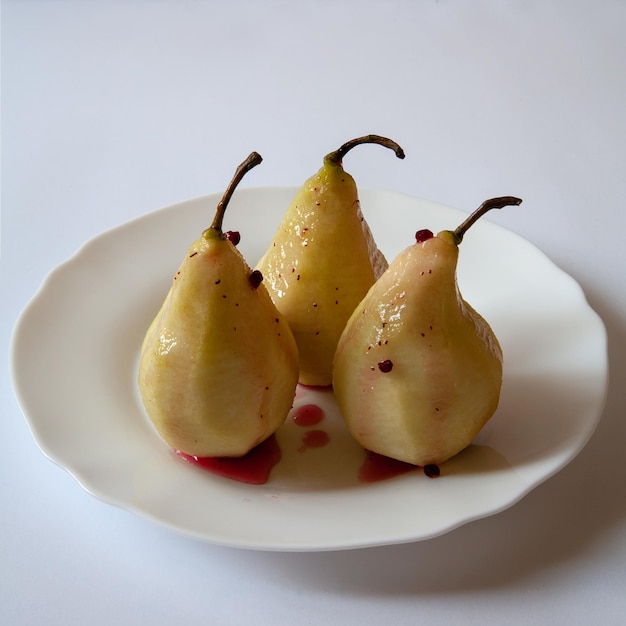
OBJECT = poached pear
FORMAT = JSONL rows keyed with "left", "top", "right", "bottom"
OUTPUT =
{"left": 332, "top": 196, "right": 522, "bottom": 466}
{"left": 138, "top": 153, "right": 299, "bottom": 458}
{"left": 256, "top": 135, "right": 405, "bottom": 386}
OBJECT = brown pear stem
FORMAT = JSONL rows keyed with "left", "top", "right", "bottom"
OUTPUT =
{"left": 324, "top": 135, "right": 405, "bottom": 166}
{"left": 452, "top": 196, "right": 522, "bottom": 244}
{"left": 208, "top": 151, "right": 263, "bottom": 234}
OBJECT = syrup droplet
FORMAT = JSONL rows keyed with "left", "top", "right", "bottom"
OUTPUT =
{"left": 302, "top": 430, "right": 329, "bottom": 447}
{"left": 298, "top": 430, "right": 330, "bottom": 452}
{"left": 176, "top": 435, "right": 281, "bottom": 484}
{"left": 415, "top": 229, "right": 434, "bottom": 243}
{"left": 292, "top": 404, "right": 324, "bottom": 427}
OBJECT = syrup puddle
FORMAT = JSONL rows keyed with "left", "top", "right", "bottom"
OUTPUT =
{"left": 359, "top": 450, "right": 440, "bottom": 481}
{"left": 175, "top": 398, "right": 439, "bottom": 485}
{"left": 176, "top": 435, "right": 281, "bottom": 485}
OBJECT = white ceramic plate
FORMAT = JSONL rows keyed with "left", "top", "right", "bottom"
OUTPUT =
{"left": 11, "top": 188, "right": 608, "bottom": 551}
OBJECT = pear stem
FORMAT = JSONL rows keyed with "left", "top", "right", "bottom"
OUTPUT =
{"left": 208, "top": 151, "right": 263, "bottom": 235}
{"left": 324, "top": 135, "right": 405, "bottom": 166}
{"left": 452, "top": 196, "right": 522, "bottom": 244}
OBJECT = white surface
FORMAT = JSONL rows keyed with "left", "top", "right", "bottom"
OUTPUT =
{"left": 2, "top": 0, "right": 625, "bottom": 623}
{"left": 11, "top": 188, "right": 607, "bottom": 551}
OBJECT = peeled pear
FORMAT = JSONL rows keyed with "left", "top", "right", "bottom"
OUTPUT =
{"left": 256, "top": 135, "right": 405, "bottom": 386}
{"left": 332, "top": 196, "right": 522, "bottom": 466}
{"left": 138, "top": 153, "right": 299, "bottom": 458}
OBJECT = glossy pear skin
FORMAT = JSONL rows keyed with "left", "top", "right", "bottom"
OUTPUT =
{"left": 138, "top": 233, "right": 299, "bottom": 458}
{"left": 332, "top": 231, "right": 503, "bottom": 466}
{"left": 256, "top": 161, "right": 387, "bottom": 386}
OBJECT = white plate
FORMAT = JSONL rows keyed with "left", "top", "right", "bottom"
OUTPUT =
{"left": 11, "top": 188, "right": 608, "bottom": 551}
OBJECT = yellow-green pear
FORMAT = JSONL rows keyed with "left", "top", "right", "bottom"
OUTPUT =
{"left": 256, "top": 135, "right": 405, "bottom": 387}
{"left": 332, "top": 196, "right": 522, "bottom": 466}
{"left": 138, "top": 153, "right": 299, "bottom": 458}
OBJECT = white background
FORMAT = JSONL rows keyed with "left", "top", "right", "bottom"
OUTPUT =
{"left": 2, "top": 1, "right": 625, "bottom": 624}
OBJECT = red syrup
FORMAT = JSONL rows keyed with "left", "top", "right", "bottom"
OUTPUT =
{"left": 359, "top": 450, "right": 418, "bottom": 482}
{"left": 296, "top": 383, "right": 333, "bottom": 397}
{"left": 298, "top": 429, "right": 330, "bottom": 452}
{"left": 292, "top": 404, "right": 325, "bottom": 427}
{"left": 358, "top": 450, "right": 441, "bottom": 482}
{"left": 176, "top": 435, "right": 281, "bottom": 485}
{"left": 291, "top": 403, "right": 329, "bottom": 452}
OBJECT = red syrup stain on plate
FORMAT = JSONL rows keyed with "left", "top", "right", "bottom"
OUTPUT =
{"left": 292, "top": 403, "right": 325, "bottom": 427}
{"left": 359, "top": 450, "right": 418, "bottom": 482}
{"left": 176, "top": 434, "right": 281, "bottom": 485}
{"left": 291, "top": 403, "right": 329, "bottom": 452}
{"left": 296, "top": 383, "right": 333, "bottom": 397}
{"left": 300, "top": 429, "right": 329, "bottom": 449}
{"left": 358, "top": 450, "right": 441, "bottom": 482}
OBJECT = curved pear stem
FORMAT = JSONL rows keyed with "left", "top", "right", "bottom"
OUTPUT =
{"left": 324, "top": 135, "right": 405, "bottom": 166}
{"left": 208, "top": 151, "right": 263, "bottom": 235}
{"left": 452, "top": 196, "right": 522, "bottom": 245}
